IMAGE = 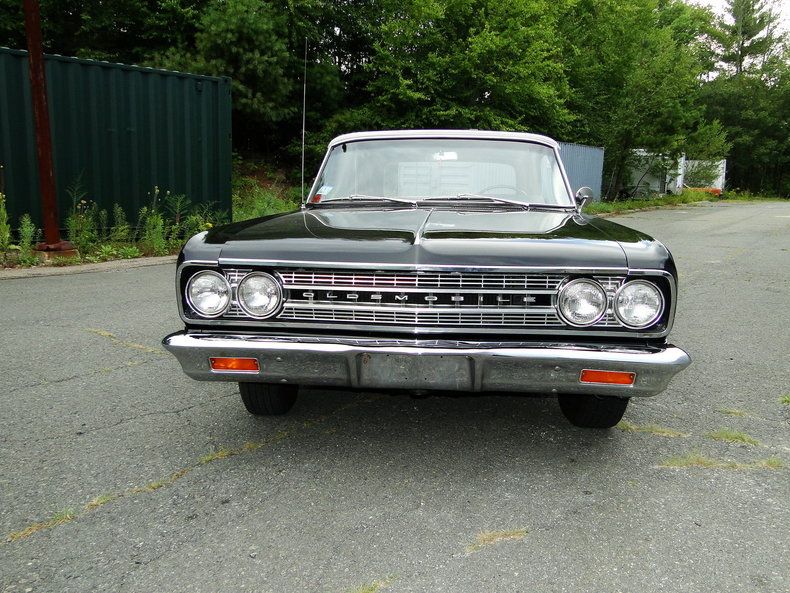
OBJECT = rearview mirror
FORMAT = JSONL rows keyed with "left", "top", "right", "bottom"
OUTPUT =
{"left": 575, "top": 187, "right": 594, "bottom": 210}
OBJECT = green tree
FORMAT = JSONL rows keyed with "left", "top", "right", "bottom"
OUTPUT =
{"left": 717, "top": 0, "right": 780, "bottom": 76}
{"left": 561, "top": 0, "right": 718, "bottom": 197}
{"left": 700, "top": 0, "right": 788, "bottom": 194}
{"left": 318, "top": 0, "right": 573, "bottom": 141}
{"left": 0, "top": 0, "right": 208, "bottom": 62}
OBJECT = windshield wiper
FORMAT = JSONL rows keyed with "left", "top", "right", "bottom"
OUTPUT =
{"left": 420, "top": 194, "right": 574, "bottom": 210}
{"left": 316, "top": 195, "right": 417, "bottom": 206}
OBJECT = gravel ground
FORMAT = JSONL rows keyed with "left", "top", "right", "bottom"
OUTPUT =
{"left": 0, "top": 201, "right": 788, "bottom": 593}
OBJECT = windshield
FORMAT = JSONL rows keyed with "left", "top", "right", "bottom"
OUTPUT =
{"left": 308, "top": 138, "right": 573, "bottom": 206}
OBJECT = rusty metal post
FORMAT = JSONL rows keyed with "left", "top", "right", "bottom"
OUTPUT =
{"left": 24, "top": 0, "right": 67, "bottom": 249}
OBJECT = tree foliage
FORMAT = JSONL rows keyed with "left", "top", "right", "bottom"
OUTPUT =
{"left": 1, "top": 0, "right": 787, "bottom": 195}
{"left": 701, "top": 0, "right": 789, "bottom": 194}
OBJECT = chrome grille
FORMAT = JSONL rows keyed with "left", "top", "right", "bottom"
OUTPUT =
{"left": 263, "top": 269, "right": 625, "bottom": 328}
{"left": 279, "top": 307, "right": 559, "bottom": 326}
{"left": 277, "top": 270, "right": 567, "bottom": 291}
{"left": 222, "top": 268, "right": 252, "bottom": 318}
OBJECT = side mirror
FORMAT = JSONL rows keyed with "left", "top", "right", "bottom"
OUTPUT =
{"left": 575, "top": 187, "right": 594, "bottom": 210}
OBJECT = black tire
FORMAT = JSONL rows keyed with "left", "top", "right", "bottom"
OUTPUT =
{"left": 558, "top": 394, "right": 629, "bottom": 428}
{"left": 239, "top": 382, "right": 298, "bottom": 416}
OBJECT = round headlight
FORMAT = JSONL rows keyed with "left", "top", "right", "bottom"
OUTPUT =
{"left": 557, "top": 279, "right": 608, "bottom": 326}
{"left": 186, "top": 270, "right": 231, "bottom": 318}
{"left": 237, "top": 272, "right": 282, "bottom": 318}
{"left": 614, "top": 280, "right": 664, "bottom": 328}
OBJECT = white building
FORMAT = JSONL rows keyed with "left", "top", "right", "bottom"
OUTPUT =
{"left": 629, "top": 150, "right": 726, "bottom": 195}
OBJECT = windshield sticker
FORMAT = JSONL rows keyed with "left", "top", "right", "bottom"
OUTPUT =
{"left": 432, "top": 151, "right": 458, "bottom": 161}
{"left": 317, "top": 185, "right": 333, "bottom": 196}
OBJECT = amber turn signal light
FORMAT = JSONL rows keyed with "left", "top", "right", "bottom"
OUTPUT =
{"left": 579, "top": 369, "right": 636, "bottom": 385}
{"left": 209, "top": 357, "right": 260, "bottom": 372}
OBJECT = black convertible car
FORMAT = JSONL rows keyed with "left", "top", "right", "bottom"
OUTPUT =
{"left": 164, "top": 130, "right": 691, "bottom": 428}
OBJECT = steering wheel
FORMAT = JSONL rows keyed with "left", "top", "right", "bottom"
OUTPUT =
{"left": 476, "top": 184, "right": 529, "bottom": 196}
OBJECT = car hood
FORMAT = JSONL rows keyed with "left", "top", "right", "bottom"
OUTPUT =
{"left": 192, "top": 207, "right": 642, "bottom": 270}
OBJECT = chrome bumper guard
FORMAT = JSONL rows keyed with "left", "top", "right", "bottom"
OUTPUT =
{"left": 162, "top": 332, "right": 690, "bottom": 397}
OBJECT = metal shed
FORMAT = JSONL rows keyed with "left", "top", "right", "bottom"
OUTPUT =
{"left": 559, "top": 142, "right": 605, "bottom": 200}
{"left": 0, "top": 47, "right": 232, "bottom": 227}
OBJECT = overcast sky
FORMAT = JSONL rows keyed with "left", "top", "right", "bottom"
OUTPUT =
{"left": 687, "top": 0, "right": 790, "bottom": 32}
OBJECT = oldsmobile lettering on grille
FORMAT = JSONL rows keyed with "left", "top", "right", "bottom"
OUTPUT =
{"left": 299, "top": 290, "right": 539, "bottom": 307}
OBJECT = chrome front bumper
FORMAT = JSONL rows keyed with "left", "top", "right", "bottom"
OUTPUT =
{"left": 163, "top": 332, "right": 691, "bottom": 397}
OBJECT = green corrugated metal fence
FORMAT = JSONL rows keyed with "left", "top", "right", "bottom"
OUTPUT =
{"left": 0, "top": 47, "right": 232, "bottom": 228}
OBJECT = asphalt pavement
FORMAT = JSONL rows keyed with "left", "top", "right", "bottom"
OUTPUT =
{"left": 1, "top": 201, "right": 788, "bottom": 593}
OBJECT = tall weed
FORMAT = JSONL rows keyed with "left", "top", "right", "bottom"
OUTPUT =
{"left": 0, "top": 192, "right": 11, "bottom": 257}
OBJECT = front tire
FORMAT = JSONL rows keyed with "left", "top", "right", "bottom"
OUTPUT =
{"left": 239, "top": 383, "right": 298, "bottom": 416}
{"left": 558, "top": 394, "right": 629, "bottom": 428}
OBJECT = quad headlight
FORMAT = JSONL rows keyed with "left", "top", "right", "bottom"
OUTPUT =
{"left": 237, "top": 272, "right": 282, "bottom": 318}
{"left": 614, "top": 280, "right": 664, "bottom": 329}
{"left": 557, "top": 278, "right": 608, "bottom": 326}
{"left": 186, "top": 270, "right": 231, "bottom": 317}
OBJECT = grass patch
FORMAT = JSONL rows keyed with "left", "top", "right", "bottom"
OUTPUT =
{"left": 584, "top": 190, "right": 715, "bottom": 215}
{"left": 198, "top": 440, "right": 275, "bottom": 465}
{"left": 716, "top": 407, "right": 748, "bottom": 417}
{"left": 131, "top": 468, "right": 192, "bottom": 494}
{"left": 85, "top": 328, "right": 163, "bottom": 355}
{"left": 780, "top": 394, "right": 790, "bottom": 405}
{"left": 583, "top": 189, "right": 784, "bottom": 216}
{"left": 706, "top": 428, "right": 759, "bottom": 446}
{"left": 755, "top": 457, "right": 784, "bottom": 470}
{"left": 198, "top": 447, "right": 235, "bottom": 464}
{"left": 659, "top": 452, "right": 783, "bottom": 470}
{"left": 84, "top": 493, "right": 118, "bottom": 511}
{"left": 347, "top": 579, "right": 392, "bottom": 593}
{"left": 49, "top": 256, "right": 83, "bottom": 267}
{"left": 466, "top": 529, "right": 527, "bottom": 553}
{"left": 7, "top": 509, "right": 77, "bottom": 542}
{"left": 660, "top": 452, "right": 740, "bottom": 469}
{"left": 616, "top": 420, "right": 687, "bottom": 437}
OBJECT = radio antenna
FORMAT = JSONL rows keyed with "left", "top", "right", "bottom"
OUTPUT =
{"left": 300, "top": 37, "right": 308, "bottom": 204}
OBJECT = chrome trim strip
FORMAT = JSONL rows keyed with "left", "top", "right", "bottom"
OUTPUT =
{"left": 282, "top": 302, "right": 557, "bottom": 315}
{"left": 283, "top": 285, "right": 559, "bottom": 295}
{"left": 327, "top": 130, "right": 561, "bottom": 150}
{"left": 217, "top": 259, "right": 630, "bottom": 273}
{"left": 163, "top": 331, "right": 691, "bottom": 397}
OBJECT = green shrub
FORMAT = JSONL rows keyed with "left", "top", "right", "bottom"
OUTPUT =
{"left": 182, "top": 213, "right": 209, "bottom": 238}
{"left": 140, "top": 212, "right": 167, "bottom": 256}
{"left": 66, "top": 200, "right": 99, "bottom": 253}
{"left": 134, "top": 206, "right": 149, "bottom": 242}
{"left": 232, "top": 177, "right": 298, "bottom": 221}
{"left": 684, "top": 160, "right": 721, "bottom": 187}
{"left": 95, "top": 244, "right": 118, "bottom": 261}
{"left": 97, "top": 208, "right": 109, "bottom": 241}
{"left": 116, "top": 245, "right": 141, "bottom": 259}
{"left": 18, "top": 214, "right": 36, "bottom": 258}
{"left": 110, "top": 203, "right": 131, "bottom": 243}
{"left": 163, "top": 193, "right": 192, "bottom": 228}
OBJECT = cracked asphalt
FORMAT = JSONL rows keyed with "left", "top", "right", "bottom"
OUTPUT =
{"left": 1, "top": 201, "right": 789, "bottom": 593}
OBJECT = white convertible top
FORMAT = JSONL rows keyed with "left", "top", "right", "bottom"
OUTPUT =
{"left": 328, "top": 129, "right": 560, "bottom": 149}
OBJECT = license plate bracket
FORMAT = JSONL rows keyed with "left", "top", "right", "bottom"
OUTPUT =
{"left": 357, "top": 352, "right": 473, "bottom": 391}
